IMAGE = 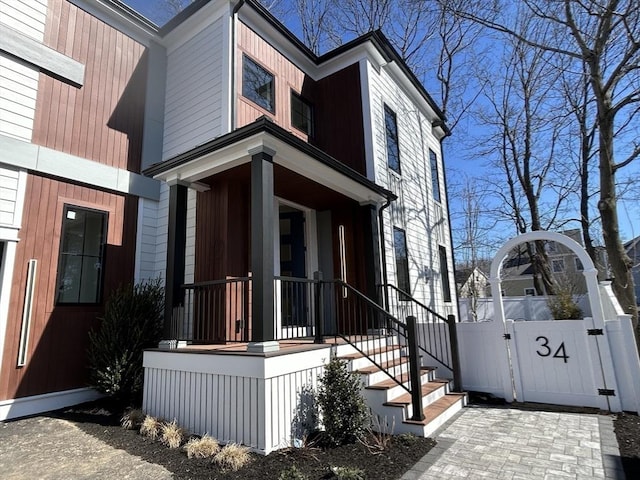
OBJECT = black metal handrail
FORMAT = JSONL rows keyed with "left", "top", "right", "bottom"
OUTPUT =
{"left": 381, "top": 284, "right": 453, "bottom": 369}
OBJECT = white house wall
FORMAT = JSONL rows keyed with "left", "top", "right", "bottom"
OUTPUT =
{"left": 0, "top": 0, "right": 47, "bottom": 142}
{"left": 362, "top": 60, "right": 455, "bottom": 316}
{"left": 162, "top": 15, "right": 228, "bottom": 160}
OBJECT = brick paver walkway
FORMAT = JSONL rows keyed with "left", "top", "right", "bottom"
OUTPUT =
{"left": 402, "top": 406, "right": 625, "bottom": 480}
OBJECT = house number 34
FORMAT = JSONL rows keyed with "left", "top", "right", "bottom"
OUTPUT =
{"left": 536, "top": 336, "right": 569, "bottom": 363}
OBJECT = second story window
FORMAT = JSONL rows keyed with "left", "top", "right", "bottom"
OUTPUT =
{"left": 384, "top": 104, "right": 401, "bottom": 174}
{"left": 393, "top": 227, "right": 411, "bottom": 298}
{"left": 291, "top": 91, "right": 313, "bottom": 135}
{"left": 242, "top": 55, "right": 274, "bottom": 113}
{"left": 430, "top": 149, "right": 441, "bottom": 203}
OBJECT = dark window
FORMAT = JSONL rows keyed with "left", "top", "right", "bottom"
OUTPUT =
{"left": 56, "top": 205, "right": 107, "bottom": 304}
{"left": 430, "top": 149, "right": 441, "bottom": 202}
{"left": 384, "top": 104, "right": 401, "bottom": 174}
{"left": 291, "top": 91, "right": 313, "bottom": 135}
{"left": 552, "top": 259, "right": 565, "bottom": 273}
{"left": 242, "top": 55, "right": 275, "bottom": 113}
{"left": 575, "top": 257, "right": 584, "bottom": 271}
{"left": 439, "top": 245, "right": 452, "bottom": 302}
{"left": 393, "top": 227, "right": 411, "bottom": 297}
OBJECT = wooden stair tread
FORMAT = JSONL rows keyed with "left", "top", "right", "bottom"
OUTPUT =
{"left": 384, "top": 380, "right": 449, "bottom": 406}
{"left": 403, "top": 393, "right": 467, "bottom": 425}
{"left": 365, "top": 366, "right": 435, "bottom": 390}
{"left": 356, "top": 356, "right": 409, "bottom": 374}
{"left": 339, "top": 345, "right": 402, "bottom": 360}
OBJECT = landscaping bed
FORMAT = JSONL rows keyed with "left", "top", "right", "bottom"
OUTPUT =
{"left": 52, "top": 402, "right": 435, "bottom": 480}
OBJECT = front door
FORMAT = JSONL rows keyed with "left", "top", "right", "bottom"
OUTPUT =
{"left": 279, "top": 207, "right": 307, "bottom": 327}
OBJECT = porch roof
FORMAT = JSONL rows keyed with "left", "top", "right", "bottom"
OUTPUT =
{"left": 144, "top": 117, "right": 396, "bottom": 205}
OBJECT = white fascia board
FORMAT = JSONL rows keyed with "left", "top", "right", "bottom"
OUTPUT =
{"left": 154, "top": 131, "right": 386, "bottom": 205}
{"left": 67, "top": 0, "right": 158, "bottom": 45}
{"left": 161, "top": 0, "right": 231, "bottom": 54}
{"left": 0, "top": 388, "right": 102, "bottom": 421}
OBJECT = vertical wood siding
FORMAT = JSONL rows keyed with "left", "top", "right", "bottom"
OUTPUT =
{"left": 163, "top": 16, "right": 226, "bottom": 159}
{"left": 31, "top": 0, "right": 147, "bottom": 172}
{"left": 0, "top": 173, "right": 138, "bottom": 401}
{"left": 236, "top": 22, "right": 310, "bottom": 141}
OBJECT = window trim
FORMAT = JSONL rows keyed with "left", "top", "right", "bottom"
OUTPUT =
{"left": 384, "top": 104, "right": 401, "bottom": 174}
{"left": 290, "top": 90, "right": 313, "bottom": 136}
{"left": 524, "top": 287, "right": 536, "bottom": 296}
{"left": 55, "top": 204, "right": 108, "bottom": 305}
{"left": 242, "top": 54, "right": 275, "bottom": 114}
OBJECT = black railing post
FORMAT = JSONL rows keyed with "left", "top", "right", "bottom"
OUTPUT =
{"left": 447, "top": 314, "right": 462, "bottom": 392}
{"left": 406, "top": 316, "right": 425, "bottom": 421}
{"left": 314, "top": 272, "right": 324, "bottom": 343}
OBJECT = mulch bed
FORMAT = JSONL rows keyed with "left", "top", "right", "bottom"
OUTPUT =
{"left": 51, "top": 398, "right": 640, "bottom": 479}
{"left": 51, "top": 402, "right": 435, "bottom": 480}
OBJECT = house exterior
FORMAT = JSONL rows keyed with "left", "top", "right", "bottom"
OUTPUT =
{"left": 500, "top": 229, "right": 608, "bottom": 296}
{"left": 0, "top": 0, "right": 460, "bottom": 445}
{"left": 624, "top": 235, "right": 640, "bottom": 305}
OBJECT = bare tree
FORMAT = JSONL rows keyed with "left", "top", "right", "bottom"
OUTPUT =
{"left": 444, "top": 0, "right": 640, "bottom": 327}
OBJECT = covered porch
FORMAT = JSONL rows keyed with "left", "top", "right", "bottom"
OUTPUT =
{"left": 146, "top": 117, "right": 394, "bottom": 351}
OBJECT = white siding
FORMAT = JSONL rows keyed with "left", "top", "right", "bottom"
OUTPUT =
{"left": 154, "top": 183, "right": 170, "bottom": 279}
{"left": 163, "top": 17, "right": 227, "bottom": 159}
{"left": 363, "top": 61, "right": 455, "bottom": 315}
{"left": 0, "top": 0, "right": 47, "bottom": 42}
{"left": 0, "top": 167, "right": 26, "bottom": 229}
{"left": 135, "top": 197, "right": 163, "bottom": 282}
{"left": 0, "top": 0, "right": 47, "bottom": 141}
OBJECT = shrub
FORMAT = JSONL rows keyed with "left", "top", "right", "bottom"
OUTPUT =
{"left": 317, "top": 357, "right": 368, "bottom": 446}
{"left": 140, "top": 415, "right": 162, "bottom": 440}
{"left": 279, "top": 465, "right": 309, "bottom": 480}
{"left": 120, "top": 408, "right": 145, "bottom": 430}
{"left": 161, "top": 419, "right": 185, "bottom": 448}
{"left": 330, "top": 466, "right": 366, "bottom": 480}
{"left": 547, "top": 288, "right": 582, "bottom": 320}
{"left": 184, "top": 435, "right": 220, "bottom": 458}
{"left": 87, "top": 279, "right": 164, "bottom": 406}
{"left": 213, "top": 443, "right": 251, "bottom": 471}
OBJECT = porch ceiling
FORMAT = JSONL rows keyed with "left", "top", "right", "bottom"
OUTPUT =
{"left": 145, "top": 118, "right": 394, "bottom": 205}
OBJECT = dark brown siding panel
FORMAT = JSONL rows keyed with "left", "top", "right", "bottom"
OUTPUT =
{"left": 32, "top": 0, "right": 147, "bottom": 173}
{"left": 310, "top": 64, "right": 366, "bottom": 175}
{"left": 0, "top": 177, "right": 137, "bottom": 401}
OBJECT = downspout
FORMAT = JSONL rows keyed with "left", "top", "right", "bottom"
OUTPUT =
{"left": 230, "top": 0, "right": 246, "bottom": 129}
{"left": 378, "top": 196, "right": 393, "bottom": 310}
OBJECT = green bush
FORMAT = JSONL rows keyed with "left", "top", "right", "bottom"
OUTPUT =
{"left": 547, "top": 290, "right": 582, "bottom": 320}
{"left": 279, "top": 465, "right": 309, "bottom": 480}
{"left": 317, "top": 357, "right": 368, "bottom": 446}
{"left": 330, "top": 466, "right": 366, "bottom": 480}
{"left": 88, "top": 279, "right": 164, "bottom": 406}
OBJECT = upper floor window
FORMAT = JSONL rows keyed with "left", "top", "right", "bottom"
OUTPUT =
{"left": 552, "top": 258, "right": 565, "bottom": 273}
{"left": 384, "top": 104, "right": 401, "bottom": 174}
{"left": 56, "top": 205, "right": 108, "bottom": 304}
{"left": 430, "top": 149, "right": 441, "bottom": 203}
{"left": 575, "top": 257, "right": 584, "bottom": 271}
{"left": 393, "top": 227, "right": 411, "bottom": 298}
{"left": 291, "top": 91, "right": 313, "bottom": 135}
{"left": 242, "top": 55, "right": 275, "bottom": 113}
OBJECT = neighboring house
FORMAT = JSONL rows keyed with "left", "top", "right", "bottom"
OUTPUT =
{"left": 500, "top": 229, "right": 608, "bottom": 296}
{"left": 0, "top": 0, "right": 460, "bottom": 450}
{"left": 624, "top": 235, "right": 640, "bottom": 305}
{"left": 455, "top": 266, "right": 489, "bottom": 299}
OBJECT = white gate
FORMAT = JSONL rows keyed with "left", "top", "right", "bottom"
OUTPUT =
{"left": 457, "top": 231, "right": 640, "bottom": 413}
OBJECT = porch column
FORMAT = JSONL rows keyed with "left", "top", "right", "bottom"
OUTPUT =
{"left": 249, "top": 146, "right": 277, "bottom": 351}
{"left": 164, "top": 182, "right": 188, "bottom": 339}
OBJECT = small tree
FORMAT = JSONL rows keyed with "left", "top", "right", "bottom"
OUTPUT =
{"left": 87, "top": 279, "right": 164, "bottom": 406}
{"left": 317, "top": 357, "right": 368, "bottom": 446}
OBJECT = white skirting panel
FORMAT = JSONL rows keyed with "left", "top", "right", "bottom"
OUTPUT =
{"left": 0, "top": 387, "right": 102, "bottom": 421}
{"left": 142, "top": 347, "right": 332, "bottom": 454}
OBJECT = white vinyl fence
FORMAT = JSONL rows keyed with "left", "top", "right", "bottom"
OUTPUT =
{"left": 459, "top": 295, "right": 593, "bottom": 322}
